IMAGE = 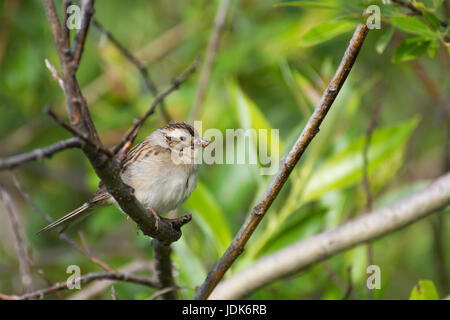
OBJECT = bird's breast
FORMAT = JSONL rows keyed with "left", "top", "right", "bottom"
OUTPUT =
{"left": 123, "top": 162, "right": 198, "bottom": 214}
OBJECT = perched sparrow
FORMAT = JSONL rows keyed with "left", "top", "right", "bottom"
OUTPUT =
{"left": 39, "top": 121, "right": 209, "bottom": 233}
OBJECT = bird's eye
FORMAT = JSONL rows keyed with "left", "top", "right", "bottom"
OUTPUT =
{"left": 180, "top": 136, "right": 185, "bottom": 141}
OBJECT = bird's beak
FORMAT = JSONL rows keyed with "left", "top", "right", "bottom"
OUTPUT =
{"left": 196, "top": 137, "right": 210, "bottom": 147}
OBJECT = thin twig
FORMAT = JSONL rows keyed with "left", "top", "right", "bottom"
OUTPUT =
{"left": 111, "top": 285, "right": 119, "bottom": 300}
{"left": 147, "top": 286, "right": 178, "bottom": 300}
{"left": 112, "top": 58, "right": 200, "bottom": 155}
{"left": 431, "top": 214, "right": 449, "bottom": 294}
{"left": 0, "top": 271, "right": 158, "bottom": 300}
{"left": 45, "top": 58, "right": 65, "bottom": 90}
{"left": 194, "top": 23, "right": 370, "bottom": 300}
{"left": 362, "top": 100, "right": 383, "bottom": 212}
{"left": 0, "top": 137, "right": 81, "bottom": 170}
{"left": 407, "top": 59, "right": 450, "bottom": 119}
{"left": 62, "top": 0, "right": 72, "bottom": 50}
{"left": 146, "top": 285, "right": 198, "bottom": 300}
{"left": 91, "top": 19, "right": 171, "bottom": 121}
{"left": 189, "top": 0, "right": 231, "bottom": 122}
{"left": 44, "top": 0, "right": 100, "bottom": 140}
{"left": 36, "top": 269, "right": 64, "bottom": 299}
{"left": 341, "top": 266, "right": 353, "bottom": 300}
{"left": 0, "top": 0, "right": 21, "bottom": 65}
{"left": 72, "top": 0, "right": 95, "bottom": 69}
{"left": 43, "top": 0, "right": 67, "bottom": 65}
{"left": 391, "top": 0, "right": 448, "bottom": 27}
{"left": 406, "top": 53, "right": 449, "bottom": 294}
{"left": 91, "top": 19, "right": 157, "bottom": 94}
{"left": 0, "top": 184, "right": 34, "bottom": 294}
{"left": 12, "top": 175, "right": 115, "bottom": 273}
{"left": 78, "top": 230, "right": 117, "bottom": 274}
{"left": 68, "top": 260, "right": 153, "bottom": 300}
{"left": 43, "top": 105, "right": 113, "bottom": 157}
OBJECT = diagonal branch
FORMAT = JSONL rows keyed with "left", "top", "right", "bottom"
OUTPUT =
{"left": 44, "top": 105, "right": 112, "bottom": 156}
{"left": 194, "top": 23, "right": 370, "bottom": 300}
{"left": 0, "top": 137, "right": 81, "bottom": 170}
{"left": 91, "top": 19, "right": 171, "bottom": 121}
{"left": 111, "top": 58, "right": 199, "bottom": 155}
{"left": 12, "top": 174, "right": 116, "bottom": 273}
{"left": 209, "top": 172, "right": 450, "bottom": 299}
{"left": 0, "top": 271, "right": 158, "bottom": 300}
{"left": 72, "top": 0, "right": 95, "bottom": 69}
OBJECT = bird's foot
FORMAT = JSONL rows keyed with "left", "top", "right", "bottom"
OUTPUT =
{"left": 163, "top": 213, "right": 192, "bottom": 229}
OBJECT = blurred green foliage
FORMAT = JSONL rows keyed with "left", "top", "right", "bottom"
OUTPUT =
{"left": 409, "top": 280, "right": 439, "bottom": 300}
{"left": 0, "top": 0, "right": 449, "bottom": 299}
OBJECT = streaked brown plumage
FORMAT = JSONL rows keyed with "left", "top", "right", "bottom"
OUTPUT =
{"left": 39, "top": 121, "right": 209, "bottom": 234}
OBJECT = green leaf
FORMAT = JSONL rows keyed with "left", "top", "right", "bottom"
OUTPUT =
{"left": 433, "top": 0, "right": 444, "bottom": 9}
{"left": 184, "top": 181, "right": 232, "bottom": 254}
{"left": 262, "top": 208, "right": 325, "bottom": 255}
{"left": 292, "top": 69, "right": 320, "bottom": 112}
{"left": 376, "top": 26, "right": 395, "bottom": 54}
{"left": 422, "top": 11, "right": 441, "bottom": 31}
{"left": 227, "top": 79, "right": 283, "bottom": 169}
{"left": 302, "top": 117, "right": 419, "bottom": 203}
{"left": 299, "top": 20, "right": 357, "bottom": 47}
{"left": 274, "top": 1, "right": 341, "bottom": 10}
{"left": 279, "top": 61, "right": 313, "bottom": 118}
{"left": 391, "top": 16, "right": 436, "bottom": 38}
{"left": 427, "top": 40, "right": 439, "bottom": 58}
{"left": 172, "top": 237, "right": 207, "bottom": 288}
{"left": 392, "top": 38, "right": 430, "bottom": 63}
{"left": 409, "top": 280, "right": 439, "bottom": 300}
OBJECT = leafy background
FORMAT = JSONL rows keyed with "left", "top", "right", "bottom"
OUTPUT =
{"left": 0, "top": 0, "right": 448, "bottom": 299}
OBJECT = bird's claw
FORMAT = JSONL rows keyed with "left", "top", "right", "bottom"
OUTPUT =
{"left": 145, "top": 206, "right": 160, "bottom": 231}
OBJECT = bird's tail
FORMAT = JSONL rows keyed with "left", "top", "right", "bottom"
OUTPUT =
{"left": 38, "top": 203, "right": 94, "bottom": 234}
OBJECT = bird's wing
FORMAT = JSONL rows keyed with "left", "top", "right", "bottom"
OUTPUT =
{"left": 120, "top": 141, "right": 172, "bottom": 173}
{"left": 87, "top": 183, "right": 111, "bottom": 205}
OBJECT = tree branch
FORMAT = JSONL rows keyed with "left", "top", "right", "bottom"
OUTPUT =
{"left": 68, "top": 260, "right": 153, "bottom": 300}
{"left": 209, "top": 172, "right": 450, "bottom": 299}
{"left": 0, "top": 271, "right": 158, "bottom": 300}
{"left": 72, "top": 0, "right": 95, "bottom": 69}
{"left": 13, "top": 174, "right": 116, "bottom": 273}
{"left": 193, "top": 23, "right": 370, "bottom": 300}
{"left": 0, "top": 137, "right": 81, "bottom": 170}
{"left": 152, "top": 239, "right": 177, "bottom": 300}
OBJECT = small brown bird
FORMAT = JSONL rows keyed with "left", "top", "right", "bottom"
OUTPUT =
{"left": 39, "top": 121, "right": 209, "bottom": 233}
